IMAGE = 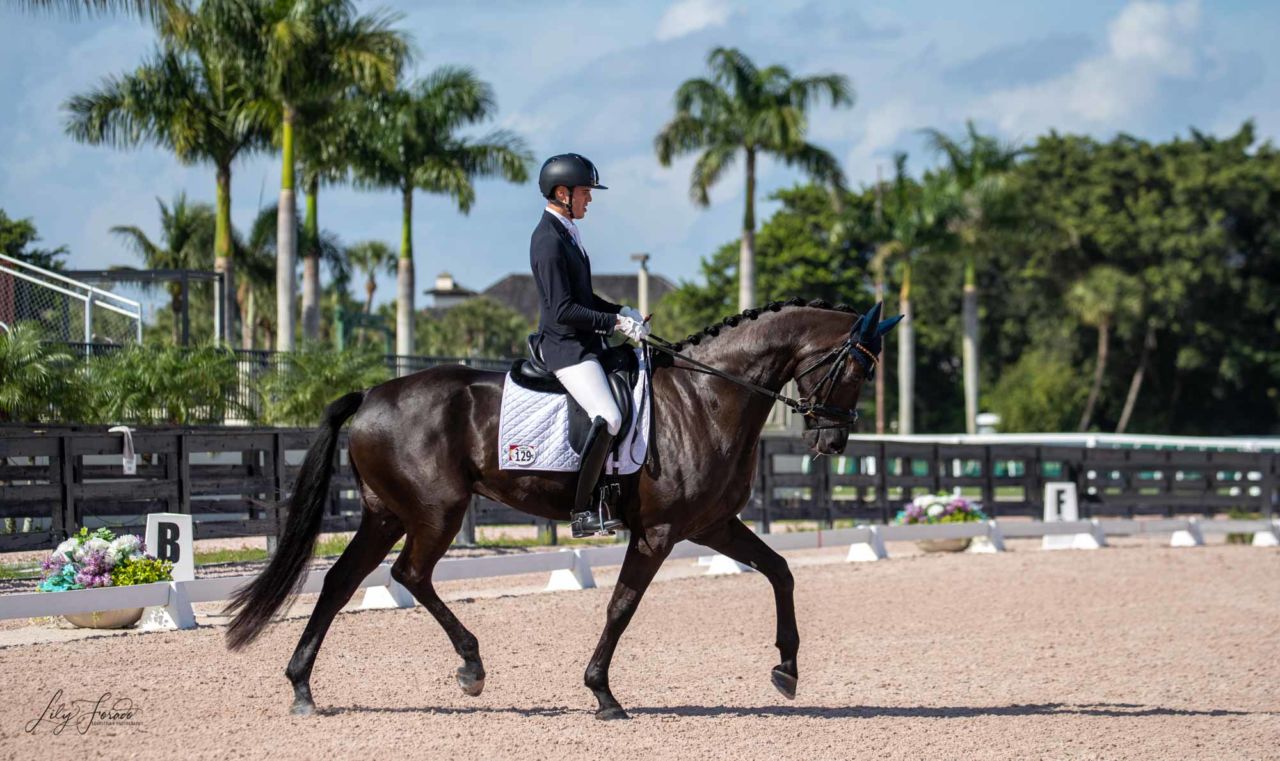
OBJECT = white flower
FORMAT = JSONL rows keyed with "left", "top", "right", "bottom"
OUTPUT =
{"left": 53, "top": 539, "right": 77, "bottom": 563}
{"left": 926, "top": 504, "right": 945, "bottom": 518}
{"left": 108, "top": 535, "right": 143, "bottom": 563}
{"left": 75, "top": 536, "right": 111, "bottom": 562}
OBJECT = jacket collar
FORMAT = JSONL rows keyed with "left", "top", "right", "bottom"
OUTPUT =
{"left": 542, "top": 210, "right": 584, "bottom": 255}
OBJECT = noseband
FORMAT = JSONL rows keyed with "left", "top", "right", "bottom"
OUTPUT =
{"left": 792, "top": 333, "right": 878, "bottom": 430}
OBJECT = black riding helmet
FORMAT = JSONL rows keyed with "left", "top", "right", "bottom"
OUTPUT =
{"left": 539, "top": 154, "right": 607, "bottom": 218}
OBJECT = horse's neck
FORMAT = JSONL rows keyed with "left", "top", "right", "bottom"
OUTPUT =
{"left": 685, "top": 310, "right": 817, "bottom": 391}
{"left": 664, "top": 310, "right": 827, "bottom": 439}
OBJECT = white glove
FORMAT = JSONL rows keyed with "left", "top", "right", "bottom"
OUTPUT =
{"left": 616, "top": 314, "right": 651, "bottom": 342}
{"left": 619, "top": 305, "right": 645, "bottom": 323}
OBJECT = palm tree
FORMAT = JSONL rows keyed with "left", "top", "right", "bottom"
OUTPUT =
{"left": 64, "top": 0, "right": 269, "bottom": 346}
{"left": 1066, "top": 265, "right": 1142, "bottom": 431}
{"left": 296, "top": 98, "right": 359, "bottom": 340}
{"left": 346, "top": 240, "right": 395, "bottom": 314}
{"left": 348, "top": 68, "right": 531, "bottom": 365}
{"left": 655, "top": 47, "right": 853, "bottom": 310}
{"left": 235, "top": 202, "right": 346, "bottom": 349}
{"left": 110, "top": 193, "right": 216, "bottom": 344}
{"left": 218, "top": 0, "right": 409, "bottom": 352}
{"left": 871, "top": 155, "right": 956, "bottom": 434}
{"left": 234, "top": 205, "right": 280, "bottom": 350}
{"left": 922, "top": 121, "right": 1021, "bottom": 434}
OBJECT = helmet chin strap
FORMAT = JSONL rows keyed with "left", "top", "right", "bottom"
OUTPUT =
{"left": 552, "top": 187, "right": 576, "bottom": 220}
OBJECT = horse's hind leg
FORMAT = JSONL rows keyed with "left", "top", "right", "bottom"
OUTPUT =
{"left": 390, "top": 499, "right": 487, "bottom": 697}
{"left": 285, "top": 506, "right": 404, "bottom": 715}
{"left": 692, "top": 517, "right": 800, "bottom": 699}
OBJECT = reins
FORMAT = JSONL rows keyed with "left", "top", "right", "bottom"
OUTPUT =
{"left": 640, "top": 333, "right": 870, "bottom": 430}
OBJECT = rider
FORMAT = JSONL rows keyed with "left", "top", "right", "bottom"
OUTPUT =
{"left": 530, "top": 153, "right": 650, "bottom": 538}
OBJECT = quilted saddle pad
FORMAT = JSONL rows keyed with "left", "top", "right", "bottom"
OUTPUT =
{"left": 497, "top": 348, "right": 650, "bottom": 475}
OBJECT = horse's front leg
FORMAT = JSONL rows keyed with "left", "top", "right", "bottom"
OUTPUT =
{"left": 584, "top": 524, "right": 672, "bottom": 720}
{"left": 692, "top": 517, "right": 799, "bottom": 699}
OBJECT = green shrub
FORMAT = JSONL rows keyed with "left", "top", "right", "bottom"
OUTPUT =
{"left": 0, "top": 324, "right": 93, "bottom": 423}
{"left": 987, "top": 349, "right": 1086, "bottom": 433}
{"left": 87, "top": 343, "right": 246, "bottom": 425}
{"left": 110, "top": 556, "right": 174, "bottom": 586}
{"left": 257, "top": 344, "right": 389, "bottom": 426}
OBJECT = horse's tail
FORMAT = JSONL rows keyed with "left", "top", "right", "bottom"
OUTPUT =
{"left": 223, "top": 391, "right": 365, "bottom": 651}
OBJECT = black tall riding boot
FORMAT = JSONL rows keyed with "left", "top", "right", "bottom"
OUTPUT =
{"left": 571, "top": 416, "right": 625, "bottom": 538}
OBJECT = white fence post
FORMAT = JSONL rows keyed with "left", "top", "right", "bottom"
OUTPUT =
{"left": 704, "top": 554, "right": 751, "bottom": 575}
{"left": 847, "top": 525, "right": 888, "bottom": 562}
{"left": 968, "top": 520, "right": 1006, "bottom": 554}
{"left": 1170, "top": 518, "right": 1205, "bottom": 547}
{"left": 1252, "top": 520, "right": 1280, "bottom": 547}
{"left": 360, "top": 577, "right": 416, "bottom": 609}
{"left": 140, "top": 581, "right": 196, "bottom": 630}
{"left": 545, "top": 549, "right": 596, "bottom": 591}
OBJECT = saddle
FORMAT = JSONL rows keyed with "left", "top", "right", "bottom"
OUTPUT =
{"left": 509, "top": 334, "right": 639, "bottom": 455}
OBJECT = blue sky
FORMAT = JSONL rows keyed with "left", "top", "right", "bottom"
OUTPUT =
{"left": 1, "top": 0, "right": 1277, "bottom": 312}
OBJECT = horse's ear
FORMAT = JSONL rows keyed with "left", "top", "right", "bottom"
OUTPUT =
{"left": 859, "top": 302, "right": 883, "bottom": 341}
{"left": 850, "top": 315, "right": 865, "bottom": 336}
{"left": 875, "top": 314, "right": 904, "bottom": 336}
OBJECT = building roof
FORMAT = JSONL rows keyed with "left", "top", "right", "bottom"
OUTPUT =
{"left": 481, "top": 272, "right": 678, "bottom": 323}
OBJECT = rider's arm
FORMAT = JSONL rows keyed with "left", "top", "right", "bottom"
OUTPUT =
{"left": 592, "top": 292, "right": 622, "bottom": 315}
{"left": 532, "top": 239, "right": 617, "bottom": 335}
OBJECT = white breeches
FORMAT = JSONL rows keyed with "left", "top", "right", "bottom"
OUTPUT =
{"left": 553, "top": 357, "right": 622, "bottom": 435}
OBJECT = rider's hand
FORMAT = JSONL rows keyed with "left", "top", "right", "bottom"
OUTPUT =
{"left": 619, "top": 305, "right": 644, "bottom": 324}
{"left": 616, "top": 314, "right": 651, "bottom": 343}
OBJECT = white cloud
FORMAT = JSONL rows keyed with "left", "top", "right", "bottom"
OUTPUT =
{"left": 655, "top": 0, "right": 731, "bottom": 42}
{"left": 1108, "top": 0, "right": 1200, "bottom": 76}
{"left": 980, "top": 0, "right": 1206, "bottom": 135}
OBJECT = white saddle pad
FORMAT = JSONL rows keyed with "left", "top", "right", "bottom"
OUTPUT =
{"left": 497, "top": 348, "right": 650, "bottom": 475}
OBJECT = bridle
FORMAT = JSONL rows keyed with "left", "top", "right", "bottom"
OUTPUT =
{"left": 641, "top": 326, "right": 877, "bottom": 431}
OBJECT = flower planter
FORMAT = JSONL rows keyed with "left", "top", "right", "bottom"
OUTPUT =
{"left": 916, "top": 538, "right": 971, "bottom": 553}
{"left": 64, "top": 607, "right": 145, "bottom": 629}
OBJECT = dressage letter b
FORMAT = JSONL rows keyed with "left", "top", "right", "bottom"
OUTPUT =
{"left": 158, "top": 522, "right": 180, "bottom": 563}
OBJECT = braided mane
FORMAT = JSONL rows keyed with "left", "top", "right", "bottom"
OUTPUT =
{"left": 663, "top": 297, "right": 859, "bottom": 354}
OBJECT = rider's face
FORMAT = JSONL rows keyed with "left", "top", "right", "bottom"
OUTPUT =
{"left": 558, "top": 186, "right": 592, "bottom": 218}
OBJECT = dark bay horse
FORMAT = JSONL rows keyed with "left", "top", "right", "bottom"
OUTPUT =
{"left": 223, "top": 297, "right": 900, "bottom": 719}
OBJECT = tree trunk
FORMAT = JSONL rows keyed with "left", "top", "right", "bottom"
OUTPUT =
{"left": 214, "top": 164, "right": 236, "bottom": 347}
{"left": 897, "top": 262, "right": 914, "bottom": 434}
{"left": 365, "top": 277, "right": 376, "bottom": 314}
{"left": 395, "top": 187, "right": 415, "bottom": 373}
{"left": 738, "top": 148, "right": 756, "bottom": 311}
{"left": 1077, "top": 319, "right": 1110, "bottom": 431}
{"left": 276, "top": 103, "right": 297, "bottom": 352}
{"left": 1116, "top": 321, "right": 1156, "bottom": 434}
{"left": 169, "top": 284, "right": 182, "bottom": 345}
{"left": 301, "top": 175, "right": 321, "bottom": 342}
{"left": 243, "top": 289, "right": 256, "bottom": 350}
{"left": 961, "top": 257, "right": 978, "bottom": 435}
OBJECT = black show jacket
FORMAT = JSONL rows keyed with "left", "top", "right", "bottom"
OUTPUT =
{"left": 529, "top": 210, "right": 622, "bottom": 372}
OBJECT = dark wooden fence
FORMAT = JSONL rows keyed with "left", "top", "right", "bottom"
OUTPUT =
{"left": 1, "top": 426, "right": 1276, "bottom": 552}
{"left": 748, "top": 436, "right": 1278, "bottom": 529}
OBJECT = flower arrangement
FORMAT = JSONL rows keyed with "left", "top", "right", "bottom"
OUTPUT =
{"left": 38, "top": 527, "right": 173, "bottom": 592}
{"left": 894, "top": 493, "right": 989, "bottom": 525}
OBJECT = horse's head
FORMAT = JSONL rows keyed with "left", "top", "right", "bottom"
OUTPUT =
{"left": 796, "top": 302, "right": 903, "bottom": 455}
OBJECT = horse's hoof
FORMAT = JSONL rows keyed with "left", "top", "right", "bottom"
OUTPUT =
{"left": 771, "top": 667, "right": 797, "bottom": 700}
{"left": 595, "top": 706, "right": 630, "bottom": 721}
{"left": 290, "top": 698, "right": 315, "bottom": 716}
{"left": 456, "top": 668, "right": 485, "bottom": 697}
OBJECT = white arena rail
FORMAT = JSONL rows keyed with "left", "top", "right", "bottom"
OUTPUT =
{"left": 0, "top": 519, "right": 1275, "bottom": 632}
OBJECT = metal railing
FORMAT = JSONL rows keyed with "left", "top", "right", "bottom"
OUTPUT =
{"left": 0, "top": 253, "right": 142, "bottom": 345}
